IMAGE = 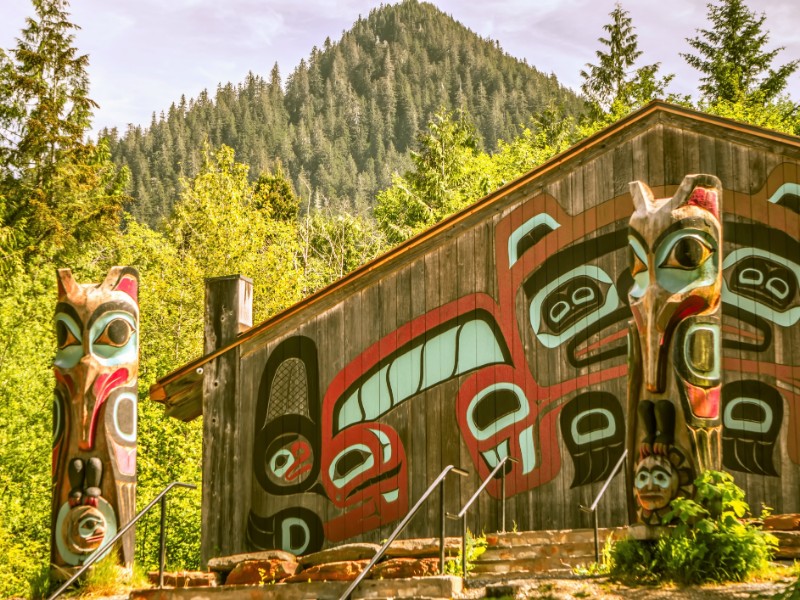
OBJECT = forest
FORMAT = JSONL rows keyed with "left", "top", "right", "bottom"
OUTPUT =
{"left": 0, "top": 0, "right": 798, "bottom": 597}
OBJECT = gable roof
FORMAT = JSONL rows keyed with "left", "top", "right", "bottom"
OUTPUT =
{"left": 150, "top": 100, "right": 800, "bottom": 420}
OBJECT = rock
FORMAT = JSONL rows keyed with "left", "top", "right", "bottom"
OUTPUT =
{"left": 384, "top": 537, "right": 461, "bottom": 558}
{"left": 224, "top": 559, "right": 298, "bottom": 585}
{"left": 283, "top": 559, "right": 370, "bottom": 583}
{"left": 146, "top": 570, "right": 219, "bottom": 587}
{"left": 764, "top": 514, "right": 800, "bottom": 531}
{"left": 207, "top": 550, "right": 296, "bottom": 572}
{"left": 369, "top": 557, "right": 440, "bottom": 579}
{"left": 299, "top": 543, "right": 380, "bottom": 566}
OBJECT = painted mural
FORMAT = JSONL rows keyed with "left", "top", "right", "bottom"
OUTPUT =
{"left": 52, "top": 267, "right": 139, "bottom": 569}
{"left": 248, "top": 162, "right": 800, "bottom": 552}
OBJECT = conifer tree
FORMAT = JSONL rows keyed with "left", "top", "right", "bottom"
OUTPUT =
{"left": 682, "top": 0, "right": 799, "bottom": 105}
{"left": 0, "top": 0, "right": 126, "bottom": 272}
{"left": 580, "top": 3, "right": 672, "bottom": 117}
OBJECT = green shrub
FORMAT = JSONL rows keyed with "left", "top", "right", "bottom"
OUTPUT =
{"left": 609, "top": 470, "right": 777, "bottom": 585}
{"left": 443, "top": 529, "right": 487, "bottom": 576}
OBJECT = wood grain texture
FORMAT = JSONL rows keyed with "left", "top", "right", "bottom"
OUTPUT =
{"left": 202, "top": 276, "right": 253, "bottom": 565}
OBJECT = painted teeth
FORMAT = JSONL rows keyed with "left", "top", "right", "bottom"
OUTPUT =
{"left": 382, "top": 490, "right": 400, "bottom": 503}
{"left": 337, "top": 316, "right": 507, "bottom": 431}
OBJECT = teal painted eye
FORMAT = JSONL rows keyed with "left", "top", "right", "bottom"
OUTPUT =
{"left": 652, "top": 469, "right": 671, "bottom": 489}
{"left": 54, "top": 314, "right": 83, "bottom": 369}
{"left": 90, "top": 311, "right": 137, "bottom": 363}
{"left": 56, "top": 320, "right": 80, "bottom": 349}
{"left": 628, "top": 236, "right": 649, "bottom": 299}
{"left": 635, "top": 470, "right": 651, "bottom": 489}
{"left": 660, "top": 235, "right": 713, "bottom": 270}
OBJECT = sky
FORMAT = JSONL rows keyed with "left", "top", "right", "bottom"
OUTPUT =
{"left": 2, "top": 0, "right": 800, "bottom": 133}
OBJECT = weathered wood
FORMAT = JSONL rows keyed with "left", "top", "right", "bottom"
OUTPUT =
{"left": 202, "top": 275, "right": 253, "bottom": 565}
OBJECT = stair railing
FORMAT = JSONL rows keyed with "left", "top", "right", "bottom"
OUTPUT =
{"left": 448, "top": 456, "right": 517, "bottom": 577}
{"left": 338, "top": 464, "right": 468, "bottom": 600}
{"left": 579, "top": 448, "right": 628, "bottom": 562}
{"left": 48, "top": 481, "right": 197, "bottom": 600}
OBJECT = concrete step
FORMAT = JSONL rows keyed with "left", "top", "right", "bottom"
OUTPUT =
{"left": 130, "top": 575, "right": 462, "bottom": 600}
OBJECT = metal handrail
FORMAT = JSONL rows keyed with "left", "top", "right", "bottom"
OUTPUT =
{"left": 48, "top": 481, "right": 197, "bottom": 600}
{"left": 579, "top": 448, "right": 628, "bottom": 562}
{"left": 338, "top": 465, "right": 468, "bottom": 600}
{"left": 449, "top": 456, "right": 517, "bottom": 577}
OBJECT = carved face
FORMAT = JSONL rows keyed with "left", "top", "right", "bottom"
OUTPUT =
{"left": 627, "top": 175, "right": 723, "bottom": 396}
{"left": 634, "top": 454, "right": 679, "bottom": 511}
{"left": 52, "top": 267, "right": 139, "bottom": 567}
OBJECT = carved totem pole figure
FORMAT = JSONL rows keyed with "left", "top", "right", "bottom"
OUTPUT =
{"left": 52, "top": 267, "right": 139, "bottom": 569}
{"left": 626, "top": 175, "right": 723, "bottom": 524}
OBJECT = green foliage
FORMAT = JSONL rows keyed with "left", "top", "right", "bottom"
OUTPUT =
{"left": 443, "top": 530, "right": 487, "bottom": 576}
{"left": 609, "top": 470, "right": 777, "bottom": 585}
{"left": 0, "top": 262, "right": 62, "bottom": 596}
{"left": 299, "top": 208, "right": 386, "bottom": 293}
{"left": 572, "top": 535, "right": 614, "bottom": 577}
{"left": 254, "top": 164, "right": 301, "bottom": 222}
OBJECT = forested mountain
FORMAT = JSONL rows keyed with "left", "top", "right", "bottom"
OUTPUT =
{"left": 103, "top": 0, "right": 584, "bottom": 225}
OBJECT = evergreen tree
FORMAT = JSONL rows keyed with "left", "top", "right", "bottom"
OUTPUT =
{"left": 683, "top": 0, "right": 799, "bottom": 105}
{"left": 253, "top": 164, "right": 300, "bottom": 222}
{"left": 580, "top": 3, "right": 673, "bottom": 117}
{"left": 374, "top": 108, "right": 491, "bottom": 243}
{"left": 0, "top": 0, "right": 127, "bottom": 272}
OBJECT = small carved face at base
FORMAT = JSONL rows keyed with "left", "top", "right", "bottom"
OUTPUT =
{"left": 63, "top": 504, "right": 107, "bottom": 556}
{"left": 634, "top": 454, "right": 679, "bottom": 512}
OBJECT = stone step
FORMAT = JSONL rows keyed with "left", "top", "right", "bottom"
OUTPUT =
{"left": 479, "top": 541, "right": 596, "bottom": 562}
{"left": 130, "top": 575, "right": 462, "bottom": 600}
{"left": 484, "top": 527, "right": 626, "bottom": 548}
{"left": 774, "top": 531, "right": 800, "bottom": 559}
{"left": 471, "top": 555, "right": 586, "bottom": 575}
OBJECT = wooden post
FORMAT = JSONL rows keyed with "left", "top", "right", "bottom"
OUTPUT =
{"left": 201, "top": 275, "right": 253, "bottom": 566}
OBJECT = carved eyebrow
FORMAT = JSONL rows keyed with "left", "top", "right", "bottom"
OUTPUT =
{"left": 87, "top": 301, "right": 138, "bottom": 331}
{"left": 653, "top": 217, "right": 716, "bottom": 251}
{"left": 55, "top": 303, "right": 83, "bottom": 329}
{"left": 628, "top": 228, "right": 649, "bottom": 255}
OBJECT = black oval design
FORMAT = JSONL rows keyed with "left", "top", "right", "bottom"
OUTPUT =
{"left": 541, "top": 276, "right": 605, "bottom": 335}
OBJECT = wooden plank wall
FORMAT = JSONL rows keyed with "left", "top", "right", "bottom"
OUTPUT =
{"left": 207, "top": 113, "right": 800, "bottom": 557}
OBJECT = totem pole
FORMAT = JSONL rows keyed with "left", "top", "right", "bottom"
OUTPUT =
{"left": 626, "top": 175, "right": 723, "bottom": 525}
{"left": 51, "top": 267, "right": 139, "bottom": 571}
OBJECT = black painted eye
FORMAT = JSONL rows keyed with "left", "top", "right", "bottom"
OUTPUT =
{"left": 661, "top": 236, "right": 712, "bottom": 270}
{"left": 334, "top": 448, "right": 371, "bottom": 479}
{"left": 56, "top": 321, "right": 80, "bottom": 349}
{"left": 95, "top": 318, "right": 134, "bottom": 347}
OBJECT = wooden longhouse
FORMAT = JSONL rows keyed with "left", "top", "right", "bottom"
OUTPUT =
{"left": 150, "top": 101, "right": 800, "bottom": 564}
